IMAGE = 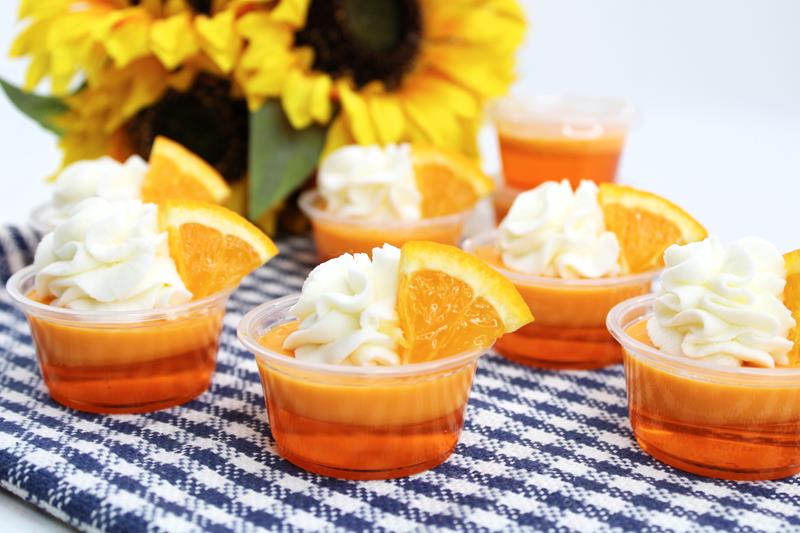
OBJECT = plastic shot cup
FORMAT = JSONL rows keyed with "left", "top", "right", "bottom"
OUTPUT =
{"left": 491, "top": 93, "right": 636, "bottom": 190}
{"left": 608, "top": 295, "right": 800, "bottom": 480}
{"left": 7, "top": 265, "right": 230, "bottom": 414}
{"left": 238, "top": 294, "right": 486, "bottom": 480}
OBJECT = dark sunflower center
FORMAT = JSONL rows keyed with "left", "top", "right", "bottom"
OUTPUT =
{"left": 295, "top": 0, "right": 422, "bottom": 90}
{"left": 125, "top": 74, "right": 248, "bottom": 182}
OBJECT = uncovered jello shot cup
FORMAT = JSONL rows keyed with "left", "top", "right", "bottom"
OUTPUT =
{"left": 238, "top": 294, "right": 484, "bottom": 480}
{"left": 299, "top": 190, "right": 471, "bottom": 262}
{"left": 7, "top": 265, "right": 230, "bottom": 414}
{"left": 491, "top": 94, "right": 636, "bottom": 189}
{"left": 463, "top": 230, "right": 658, "bottom": 369}
{"left": 608, "top": 295, "right": 800, "bottom": 481}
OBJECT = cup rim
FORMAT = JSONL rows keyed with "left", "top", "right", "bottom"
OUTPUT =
{"left": 238, "top": 293, "right": 487, "bottom": 378}
{"left": 490, "top": 92, "right": 639, "bottom": 131}
{"left": 7, "top": 265, "right": 233, "bottom": 323}
{"left": 607, "top": 294, "right": 800, "bottom": 378}
{"left": 298, "top": 190, "right": 474, "bottom": 229}
{"left": 462, "top": 230, "right": 661, "bottom": 288}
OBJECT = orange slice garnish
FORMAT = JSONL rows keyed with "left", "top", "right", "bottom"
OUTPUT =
{"left": 141, "top": 136, "right": 231, "bottom": 205}
{"left": 397, "top": 241, "right": 532, "bottom": 363}
{"left": 160, "top": 200, "right": 278, "bottom": 298}
{"left": 412, "top": 145, "right": 494, "bottom": 217}
{"left": 598, "top": 183, "right": 707, "bottom": 273}
{"left": 784, "top": 249, "right": 800, "bottom": 366}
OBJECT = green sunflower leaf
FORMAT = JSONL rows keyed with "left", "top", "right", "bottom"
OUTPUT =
{"left": 0, "top": 78, "right": 68, "bottom": 136}
{"left": 248, "top": 100, "right": 326, "bottom": 220}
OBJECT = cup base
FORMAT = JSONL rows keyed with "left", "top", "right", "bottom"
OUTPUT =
{"left": 635, "top": 434, "right": 800, "bottom": 481}
{"left": 494, "top": 328, "right": 622, "bottom": 370}
{"left": 279, "top": 448, "right": 455, "bottom": 480}
{"left": 48, "top": 380, "right": 211, "bottom": 414}
{"left": 631, "top": 410, "right": 800, "bottom": 481}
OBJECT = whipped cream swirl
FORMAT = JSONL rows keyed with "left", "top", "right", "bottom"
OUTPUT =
{"left": 317, "top": 143, "right": 422, "bottom": 221}
{"left": 499, "top": 180, "right": 620, "bottom": 278}
{"left": 647, "top": 237, "right": 795, "bottom": 368}
{"left": 284, "top": 244, "right": 404, "bottom": 366}
{"left": 34, "top": 198, "right": 192, "bottom": 311}
{"left": 51, "top": 155, "right": 147, "bottom": 224}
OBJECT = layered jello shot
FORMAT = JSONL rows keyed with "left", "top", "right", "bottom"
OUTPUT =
{"left": 298, "top": 143, "right": 494, "bottom": 261}
{"left": 239, "top": 241, "right": 532, "bottom": 479}
{"left": 464, "top": 179, "right": 706, "bottom": 369}
{"left": 30, "top": 136, "right": 231, "bottom": 235}
{"left": 609, "top": 238, "right": 800, "bottom": 480}
{"left": 491, "top": 94, "right": 636, "bottom": 191}
{"left": 9, "top": 197, "right": 276, "bottom": 413}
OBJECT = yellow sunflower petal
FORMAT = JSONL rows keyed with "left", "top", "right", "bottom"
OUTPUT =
{"left": 195, "top": 9, "right": 242, "bottom": 73}
{"left": 150, "top": 12, "right": 199, "bottom": 69}
{"left": 281, "top": 69, "right": 314, "bottom": 129}
{"left": 269, "top": 0, "right": 311, "bottom": 27}
{"left": 322, "top": 114, "right": 355, "bottom": 157}
{"left": 366, "top": 94, "right": 405, "bottom": 144}
{"left": 103, "top": 13, "right": 153, "bottom": 68}
{"left": 337, "top": 81, "right": 378, "bottom": 145}
{"left": 309, "top": 73, "right": 333, "bottom": 124}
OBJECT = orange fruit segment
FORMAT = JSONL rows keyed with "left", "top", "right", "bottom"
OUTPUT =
{"left": 412, "top": 146, "right": 494, "bottom": 218}
{"left": 784, "top": 250, "right": 800, "bottom": 367}
{"left": 141, "top": 136, "right": 231, "bottom": 205}
{"left": 598, "top": 183, "right": 707, "bottom": 274}
{"left": 160, "top": 200, "right": 278, "bottom": 298}
{"left": 397, "top": 241, "right": 533, "bottom": 363}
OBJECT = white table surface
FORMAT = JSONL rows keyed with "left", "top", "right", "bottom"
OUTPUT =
{"left": 1, "top": 0, "right": 799, "bottom": 530}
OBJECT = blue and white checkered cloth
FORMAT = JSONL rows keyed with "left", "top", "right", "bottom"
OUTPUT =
{"left": 1, "top": 224, "right": 799, "bottom": 532}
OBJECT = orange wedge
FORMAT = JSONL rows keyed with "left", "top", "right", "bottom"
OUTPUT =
{"left": 412, "top": 146, "right": 494, "bottom": 217}
{"left": 397, "top": 241, "right": 532, "bottom": 363}
{"left": 160, "top": 200, "right": 278, "bottom": 298}
{"left": 141, "top": 136, "right": 231, "bottom": 205}
{"left": 784, "top": 250, "right": 800, "bottom": 366}
{"left": 598, "top": 183, "right": 707, "bottom": 273}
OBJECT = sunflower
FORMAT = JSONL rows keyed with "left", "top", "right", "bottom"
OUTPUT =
{"left": 6, "top": 0, "right": 526, "bottom": 232}
{"left": 235, "top": 0, "right": 526, "bottom": 156}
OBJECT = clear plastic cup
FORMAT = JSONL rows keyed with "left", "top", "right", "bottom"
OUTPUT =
{"left": 463, "top": 230, "right": 658, "bottom": 369}
{"left": 298, "top": 190, "right": 472, "bottom": 262}
{"left": 7, "top": 266, "right": 230, "bottom": 414}
{"left": 29, "top": 202, "right": 58, "bottom": 236}
{"left": 237, "top": 294, "right": 485, "bottom": 480}
{"left": 490, "top": 93, "right": 637, "bottom": 189}
{"left": 608, "top": 295, "right": 800, "bottom": 480}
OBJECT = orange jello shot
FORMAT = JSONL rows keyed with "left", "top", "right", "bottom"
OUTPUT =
{"left": 491, "top": 94, "right": 636, "bottom": 190}
{"left": 299, "top": 143, "right": 493, "bottom": 262}
{"left": 608, "top": 239, "right": 800, "bottom": 480}
{"left": 9, "top": 198, "right": 277, "bottom": 414}
{"left": 464, "top": 180, "right": 706, "bottom": 369}
{"left": 238, "top": 242, "right": 532, "bottom": 479}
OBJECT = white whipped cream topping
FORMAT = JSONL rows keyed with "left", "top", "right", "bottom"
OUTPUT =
{"left": 499, "top": 179, "right": 620, "bottom": 278}
{"left": 34, "top": 197, "right": 192, "bottom": 311}
{"left": 647, "top": 237, "right": 795, "bottom": 368}
{"left": 284, "top": 244, "right": 404, "bottom": 366}
{"left": 51, "top": 155, "right": 147, "bottom": 224}
{"left": 317, "top": 143, "right": 422, "bottom": 220}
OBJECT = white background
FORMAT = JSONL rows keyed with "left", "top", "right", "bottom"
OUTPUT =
{"left": 0, "top": 0, "right": 799, "bottom": 528}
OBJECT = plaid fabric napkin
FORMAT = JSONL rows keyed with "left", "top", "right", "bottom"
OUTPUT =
{"left": 0, "top": 224, "right": 798, "bottom": 532}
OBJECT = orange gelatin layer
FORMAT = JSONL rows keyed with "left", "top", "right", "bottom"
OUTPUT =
{"left": 498, "top": 134, "right": 624, "bottom": 190}
{"left": 256, "top": 323, "right": 476, "bottom": 479}
{"left": 310, "top": 218, "right": 465, "bottom": 262}
{"left": 474, "top": 246, "right": 652, "bottom": 369}
{"left": 624, "top": 321, "right": 800, "bottom": 480}
{"left": 28, "top": 310, "right": 224, "bottom": 414}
